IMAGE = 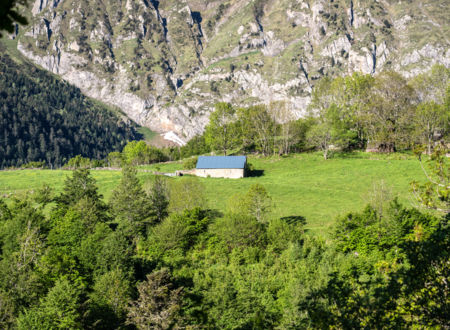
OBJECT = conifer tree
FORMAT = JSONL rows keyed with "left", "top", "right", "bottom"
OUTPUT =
{"left": 127, "top": 268, "right": 184, "bottom": 329}
{"left": 146, "top": 176, "right": 169, "bottom": 223}
{"left": 109, "top": 167, "right": 152, "bottom": 238}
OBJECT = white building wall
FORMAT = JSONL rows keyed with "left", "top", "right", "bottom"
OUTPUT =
{"left": 195, "top": 168, "right": 244, "bottom": 179}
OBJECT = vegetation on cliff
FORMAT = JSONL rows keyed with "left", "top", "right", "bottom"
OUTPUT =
{"left": 13, "top": 0, "right": 450, "bottom": 136}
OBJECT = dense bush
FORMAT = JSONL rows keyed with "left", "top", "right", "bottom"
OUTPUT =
{"left": 182, "top": 156, "right": 198, "bottom": 170}
{"left": 0, "top": 166, "right": 447, "bottom": 328}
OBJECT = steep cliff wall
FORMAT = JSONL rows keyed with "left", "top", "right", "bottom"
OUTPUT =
{"left": 15, "top": 0, "right": 450, "bottom": 143}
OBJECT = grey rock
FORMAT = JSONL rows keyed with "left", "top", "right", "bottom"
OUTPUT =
{"left": 16, "top": 0, "right": 450, "bottom": 142}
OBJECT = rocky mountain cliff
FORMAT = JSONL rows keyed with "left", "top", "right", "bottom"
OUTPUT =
{"left": 12, "top": 0, "right": 450, "bottom": 143}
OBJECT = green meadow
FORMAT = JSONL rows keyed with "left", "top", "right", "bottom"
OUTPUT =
{"left": 0, "top": 152, "right": 427, "bottom": 236}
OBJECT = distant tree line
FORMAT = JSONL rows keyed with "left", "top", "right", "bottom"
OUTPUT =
{"left": 65, "top": 62, "right": 449, "bottom": 170}
{"left": 103, "top": 139, "right": 211, "bottom": 168}
{"left": 0, "top": 52, "right": 141, "bottom": 169}
{"left": 204, "top": 101, "right": 311, "bottom": 156}
{"left": 58, "top": 137, "right": 211, "bottom": 170}
{"left": 0, "top": 151, "right": 447, "bottom": 328}
{"left": 202, "top": 65, "right": 449, "bottom": 158}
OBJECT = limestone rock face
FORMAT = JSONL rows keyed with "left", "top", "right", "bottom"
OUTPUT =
{"left": 15, "top": 0, "right": 450, "bottom": 141}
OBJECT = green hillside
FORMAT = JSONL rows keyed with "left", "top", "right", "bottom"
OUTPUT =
{"left": 0, "top": 152, "right": 427, "bottom": 235}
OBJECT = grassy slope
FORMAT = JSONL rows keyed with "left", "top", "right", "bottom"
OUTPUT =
{"left": 0, "top": 153, "right": 427, "bottom": 236}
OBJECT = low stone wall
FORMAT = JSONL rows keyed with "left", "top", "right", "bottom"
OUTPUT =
{"left": 195, "top": 168, "right": 244, "bottom": 179}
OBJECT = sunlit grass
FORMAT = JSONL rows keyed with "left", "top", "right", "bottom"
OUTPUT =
{"left": 0, "top": 152, "right": 426, "bottom": 236}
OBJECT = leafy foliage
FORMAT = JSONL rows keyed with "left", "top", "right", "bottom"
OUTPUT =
{"left": 307, "top": 66, "right": 449, "bottom": 154}
{"left": 0, "top": 166, "right": 448, "bottom": 328}
{"left": 411, "top": 144, "right": 449, "bottom": 213}
{"left": 1, "top": 58, "right": 449, "bottom": 328}
{"left": 122, "top": 141, "right": 166, "bottom": 166}
{"left": 205, "top": 102, "right": 239, "bottom": 156}
{"left": 168, "top": 177, "right": 207, "bottom": 214}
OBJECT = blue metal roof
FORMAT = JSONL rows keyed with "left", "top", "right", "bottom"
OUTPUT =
{"left": 196, "top": 156, "right": 247, "bottom": 169}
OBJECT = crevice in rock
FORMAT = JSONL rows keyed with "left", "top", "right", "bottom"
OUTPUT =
{"left": 105, "top": 39, "right": 115, "bottom": 59}
{"left": 349, "top": 0, "right": 354, "bottom": 27}
{"left": 371, "top": 43, "right": 377, "bottom": 74}
{"left": 56, "top": 51, "right": 61, "bottom": 72}
{"left": 163, "top": 60, "right": 173, "bottom": 74}
{"left": 43, "top": 18, "right": 52, "bottom": 41}
{"left": 192, "top": 11, "right": 203, "bottom": 38}
{"left": 53, "top": 40, "right": 61, "bottom": 73}
{"left": 161, "top": 18, "right": 168, "bottom": 40}
{"left": 149, "top": 0, "right": 158, "bottom": 10}
{"left": 191, "top": 11, "right": 205, "bottom": 66}
{"left": 253, "top": 0, "right": 265, "bottom": 33}
{"left": 13, "top": 23, "right": 19, "bottom": 39}
{"left": 149, "top": 0, "right": 168, "bottom": 40}
{"left": 300, "top": 59, "right": 311, "bottom": 87}
{"left": 345, "top": 32, "right": 353, "bottom": 43}
{"left": 52, "top": 0, "right": 61, "bottom": 9}
{"left": 256, "top": 18, "right": 264, "bottom": 33}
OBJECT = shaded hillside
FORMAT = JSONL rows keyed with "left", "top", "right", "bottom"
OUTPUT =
{"left": 0, "top": 47, "right": 141, "bottom": 168}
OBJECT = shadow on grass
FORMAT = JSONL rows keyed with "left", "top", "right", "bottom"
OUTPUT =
{"left": 330, "top": 151, "right": 365, "bottom": 159}
{"left": 247, "top": 169, "right": 265, "bottom": 177}
{"left": 204, "top": 209, "right": 224, "bottom": 220}
{"left": 280, "top": 215, "right": 307, "bottom": 226}
{"left": 332, "top": 150, "right": 416, "bottom": 160}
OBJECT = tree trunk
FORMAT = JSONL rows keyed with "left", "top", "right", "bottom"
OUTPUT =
{"left": 377, "top": 142, "right": 395, "bottom": 153}
{"left": 427, "top": 122, "right": 432, "bottom": 155}
{"left": 428, "top": 136, "right": 432, "bottom": 155}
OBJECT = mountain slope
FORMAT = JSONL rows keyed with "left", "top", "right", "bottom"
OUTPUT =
{"left": 0, "top": 42, "right": 141, "bottom": 168}
{"left": 12, "top": 0, "right": 450, "bottom": 141}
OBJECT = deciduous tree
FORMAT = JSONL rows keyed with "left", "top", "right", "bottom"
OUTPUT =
{"left": 413, "top": 102, "right": 448, "bottom": 154}
{"left": 205, "top": 102, "right": 239, "bottom": 155}
{"left": 411, "top": 144, "right": 449, "bottom": 213}
{"left": 169, "top": 177, "right": 206, "bottom": 214}
{"left": 365, "top": 72, "right": 416, "bottom": 151}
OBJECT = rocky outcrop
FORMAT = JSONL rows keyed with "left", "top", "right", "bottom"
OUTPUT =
{"left": 15, "top": 0, "right": 450, "bottom": 143}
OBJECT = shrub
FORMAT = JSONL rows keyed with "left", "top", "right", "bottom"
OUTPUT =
{"left": 183, "top": 157, "right": 198, "bottom": 170}
{"left": 20, "top": 161, "right": 46, "bottom": 169}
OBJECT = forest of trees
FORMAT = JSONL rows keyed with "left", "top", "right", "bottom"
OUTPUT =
{"left": 1, "top": 4, "right": 448, "bottom": 327}
{"left": 3, "top": 52, "right": 446, "bottom": 170}
{"left": 0, "top": 156, "right": 448, "bottom": 328}
{"left": 202, "top": 66, "right": 449, "bottom": 158}
{"left": 0, "top": 51, "right": 142, "bottom": 168}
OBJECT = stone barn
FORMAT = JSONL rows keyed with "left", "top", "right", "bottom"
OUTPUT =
{"left": 195, "top": 156, "right": 247, "bottom": 179}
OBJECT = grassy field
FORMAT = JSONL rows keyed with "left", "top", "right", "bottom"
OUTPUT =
{"left": 0, "top": 152, "right": 427, "bottom": 236}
